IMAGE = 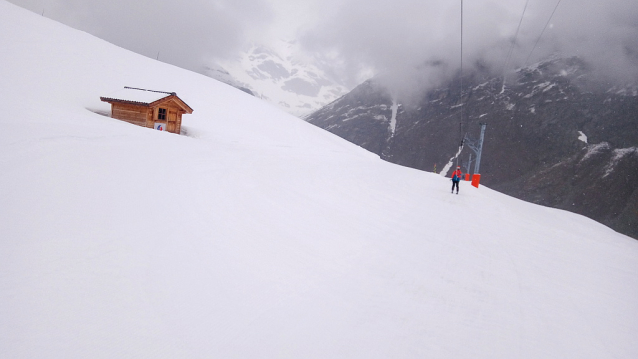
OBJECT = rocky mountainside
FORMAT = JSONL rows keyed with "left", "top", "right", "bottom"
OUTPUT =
{"left": 202, "top": 41, "right": 349, "bottom": 117}
{"left": 306, "top": 57, "right": 638, "bottom": 239}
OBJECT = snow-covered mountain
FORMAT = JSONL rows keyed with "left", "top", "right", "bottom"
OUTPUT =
{"left": 202, "top": 40, "right": 349, "bottom": 117}
{"left": 306, "top": 57, "right": 638, "bottom": 239}
{"left": 1, "top": 1, "right": 638, "bottom": 358}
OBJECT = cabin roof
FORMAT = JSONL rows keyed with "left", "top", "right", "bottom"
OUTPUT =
{"left": 100, "top": 87, "right": 193, "bottom": 113}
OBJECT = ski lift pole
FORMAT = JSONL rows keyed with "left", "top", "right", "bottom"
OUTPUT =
{"left": 473, "top": 123, "right": 486, "bottom": 174}
{"left": 471, "top": 123, "right": 487, "bottom": 187}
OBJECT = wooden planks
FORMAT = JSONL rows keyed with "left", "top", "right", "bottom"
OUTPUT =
{"left": 112, "top": 103, "right": 147, "bottom": 126}
{"left": 167, "top": 110, "right": 177, "bottom": 133}
{"left": 176, "top": 114, "right": 182, "bottom": 134}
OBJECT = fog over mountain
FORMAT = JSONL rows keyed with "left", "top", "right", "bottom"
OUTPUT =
{"left": 301, "top": 0, "right": 638, "bottom": 97}
{"left": 9, "top": 0, "right": 638, "bottom": 100}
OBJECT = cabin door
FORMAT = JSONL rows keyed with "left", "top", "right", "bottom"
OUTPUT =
{"left": 167, "top": 110, "right": 177, "bottom": 133}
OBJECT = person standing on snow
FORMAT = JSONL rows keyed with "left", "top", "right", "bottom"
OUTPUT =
{"left": 451, "top": 166, "right": 462, "bottom": 194}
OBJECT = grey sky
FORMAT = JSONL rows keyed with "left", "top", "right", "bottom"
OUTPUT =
{"left": 9, "top": 0, "right": 274, "bottom": 71}
{"left": 300, "top": 0, "right": 638, "bottom": 94}
{"left": 9, "top": 0, "right": 638, "bottom": 95}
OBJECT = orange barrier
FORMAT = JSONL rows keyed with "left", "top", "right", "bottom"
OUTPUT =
{"left": 471, "top": 174, "right": 481, "bottom": 188}
{"left": 465, "top": 173, "right": 470, "bottom": 181}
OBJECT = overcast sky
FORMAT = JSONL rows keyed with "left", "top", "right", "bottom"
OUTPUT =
{"left": 8, "top": 0, "right": 638, "bottom": 94}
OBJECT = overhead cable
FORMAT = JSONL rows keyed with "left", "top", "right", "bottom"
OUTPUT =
{"left": 524, "top": 0, "right": 563, "bottom": 66}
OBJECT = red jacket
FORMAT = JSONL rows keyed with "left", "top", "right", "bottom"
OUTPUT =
{"left": 451, "top": 169, "right": 463, "bottom": 181}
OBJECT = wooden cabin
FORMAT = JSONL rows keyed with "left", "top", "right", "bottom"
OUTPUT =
{"left": 100, "top": 87, "right": 193, "bottom": 134}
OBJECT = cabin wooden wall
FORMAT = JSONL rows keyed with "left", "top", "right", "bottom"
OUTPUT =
{"left": 111, "top": 103, "right": 151, "bottom": 127}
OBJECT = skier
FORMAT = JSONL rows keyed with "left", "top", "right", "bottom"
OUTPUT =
{"left": 451, "top": 166, "right": 462, "bottom": 194}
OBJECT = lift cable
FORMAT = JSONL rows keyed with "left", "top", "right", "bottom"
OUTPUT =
{"left": 524, "top": 0, "right": 563, "bottom": 66}
{"left": 456, "top": 0, "right": 465, "bottom": 169}
{"left": 501, "top": 0, "right": 530, "bottom": 91}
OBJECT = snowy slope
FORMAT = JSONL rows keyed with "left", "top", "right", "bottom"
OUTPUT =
{"left": 203, "top": 40, "right": 348, "bottom": 117}
{"left": 1, "top": 2, "right": 637, "bottom": 358}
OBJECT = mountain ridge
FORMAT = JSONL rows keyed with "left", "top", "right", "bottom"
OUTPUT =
{"left": 202, "top": 41, "right": 349, "bottom": 117}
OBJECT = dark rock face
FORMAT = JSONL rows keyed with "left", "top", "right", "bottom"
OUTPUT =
{"left": 307, "top": 81, "right": 396, "bottom": 155}
{"left": 306, "top": 57, "right": 638, "bottom": 239}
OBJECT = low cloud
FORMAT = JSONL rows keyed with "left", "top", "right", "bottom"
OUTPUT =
{"left": 9, "top": 0, "right": 638, "bottom": 97}
{"left": 300, "top": 0, "right": 638, "bottom": 96}
{"left": 9, "top": 0, "right": 274, "bottom": 72}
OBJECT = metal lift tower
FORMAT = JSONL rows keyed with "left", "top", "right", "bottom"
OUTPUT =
{"left": 463, "top": 123, "right": 487, "bottom": 187}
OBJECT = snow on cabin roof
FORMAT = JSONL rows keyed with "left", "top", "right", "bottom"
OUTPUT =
{"left": 101, "top": 87, "right": 175, "bottom": 105}
{"left": 101, "top": 87, "right": 194, "bottom": 113}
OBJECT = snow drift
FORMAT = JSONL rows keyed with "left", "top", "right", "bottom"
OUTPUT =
{"left": 1, "top": 1, "right": 637, "bottom": 358}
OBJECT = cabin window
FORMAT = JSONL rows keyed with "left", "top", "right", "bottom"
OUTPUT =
{"left": 158, "top": 108, "right": 167, "bottom": 120}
